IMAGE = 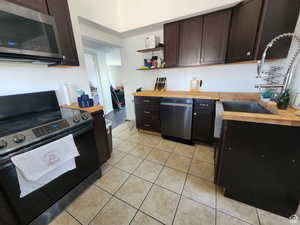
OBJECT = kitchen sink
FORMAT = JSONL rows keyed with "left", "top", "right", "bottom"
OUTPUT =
{"left": 222, "top": 101, "right": 273, "bottom": 114}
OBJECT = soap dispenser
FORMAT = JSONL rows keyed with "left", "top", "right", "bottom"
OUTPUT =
{"left": 277, "top": 89, "right": 290, "bottom": 110}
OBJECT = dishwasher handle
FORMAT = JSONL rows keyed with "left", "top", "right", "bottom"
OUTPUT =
{"left": 160, "top": 102, "right": 193, "bottom": 107}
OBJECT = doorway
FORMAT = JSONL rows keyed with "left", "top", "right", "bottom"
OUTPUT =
{"left": 83, "top": 40, "right": 126, "bottom": 129}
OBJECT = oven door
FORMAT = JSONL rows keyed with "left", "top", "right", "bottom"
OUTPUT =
{"left": 0, "top": 123, "right": 100, "bottom": 225}
{"left": 0, "top": 0, "right": 62, "bottom": 60}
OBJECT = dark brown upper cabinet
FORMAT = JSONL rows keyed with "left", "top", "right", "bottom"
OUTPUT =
{"left": 164, "top": 22, "right": 180, "bottom": 68}
{"left": 179, "top": 16, "right": 203, "bottom": 67}
{"left": 254, "top": 0, "right": 300, "bottom": 60}
{"left": 226, "top": 0, "right": 263, "bottom": 63}
{"left": 227, "top": 0, "right": 300, "bottom": 63}
{"left": 201, "top": 9, "right": 232, "bottom": 65}
{"left": 165, "top": 9, "right": 232, "bottom": 67}
{"left": 47, "top": 0, "right": 80, "bottom": 66}
{"left": 5, "top": 0, "right": 49, "bottom": 14}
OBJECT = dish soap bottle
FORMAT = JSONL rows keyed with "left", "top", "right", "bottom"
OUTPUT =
{"left": 277, "top": 89, "right": 290, "bottom": 110}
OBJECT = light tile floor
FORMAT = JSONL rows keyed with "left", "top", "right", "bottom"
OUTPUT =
{"left": 50, "top": 121, "right": 297, "bottom": 225}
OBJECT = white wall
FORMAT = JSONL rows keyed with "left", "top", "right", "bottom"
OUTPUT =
{"left": 0, "top": 0, "right": 90, "bottom": 104}
{"left": 75, "top": 0, "right": 120, "bottom": 32}
{"left": 79, "top": 18, "right": 122, "bottom": 48}
{"left": 106, "top": 48, "right": 122, "bottom": 66}
{"left": 121, "top": 28, "right": 259, "bottom": 120}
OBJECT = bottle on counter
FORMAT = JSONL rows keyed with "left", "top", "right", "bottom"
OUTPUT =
{"left": 277, "top": 89, "right": 290, "bottom": 110}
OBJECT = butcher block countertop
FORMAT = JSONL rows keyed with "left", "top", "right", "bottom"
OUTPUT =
{"left": 61, "top": 103, "right": 103, "bottom": 113}
{"left": 133, "top": 90, "right": 219, "bottom": 100}
{"left": 222, "top": 101, "right": 300, "bottom": 127}
{"left": 133, "top": 90, "right": 261, "bottom": 101}
{"left": 133, "top": 90, "right": 300, "bottom": 127}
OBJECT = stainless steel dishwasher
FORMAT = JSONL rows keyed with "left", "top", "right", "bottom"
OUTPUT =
{"left": 160, "top": 98, "right": 193, "bottom": 141}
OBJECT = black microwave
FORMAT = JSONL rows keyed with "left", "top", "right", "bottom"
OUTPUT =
{"left": 0, "top": 0, "right": 63, "bottom": 64}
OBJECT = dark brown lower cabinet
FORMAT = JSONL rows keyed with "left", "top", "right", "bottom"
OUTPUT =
{"left": 192, "top": 99, "right": 215, "bottom": 143}
{"left": 90, "top": 110, "right": 110, "bottom": 165}
{"left": 215, "top": 120, "right": 300, "bottom": 218}
{"left": 134, "top": 97, "right": 161, "bottom": 133}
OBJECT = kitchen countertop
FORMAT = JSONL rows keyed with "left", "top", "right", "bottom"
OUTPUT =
{"left": 61, "top": 103, "right": 104, "bottom": 113}
{"left": 222, "top": 101, "right": 300, "bottom": 127}
{"left": 133, "top": 90, "right": 219, "bottom": 100}
{"left": 133, "top": 90, "right": 260, "bottom": 101}
{"left": 133, "top": 90, "right": 300, "bottom": 127}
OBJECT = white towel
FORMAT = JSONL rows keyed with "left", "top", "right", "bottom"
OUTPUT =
{"left": 11, "top": 134, "right": 80, "bottom": 198}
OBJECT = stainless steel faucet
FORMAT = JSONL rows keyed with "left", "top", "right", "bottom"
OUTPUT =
{"left": 256, "top": 33, "right": 300, "bottom": 93}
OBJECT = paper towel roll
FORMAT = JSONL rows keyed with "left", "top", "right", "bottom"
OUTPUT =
{"left": 62, "top": 83, "right": 72, "bottom": 105}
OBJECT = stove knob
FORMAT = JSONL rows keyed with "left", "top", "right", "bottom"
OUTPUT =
{"left": 73, "top": 116, "right": 81, "bottom": 123}
{"left": 81, "top": 113, "right": 89, "bottom": 120}
{"left": 0, "top": 139, "right": 7, "bottom": 149}
{"left": 13, "top": 134, "right": 26, "bottom": 143}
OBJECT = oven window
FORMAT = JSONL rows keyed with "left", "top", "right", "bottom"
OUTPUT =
{"left": 0, "top": 11, "right": 59, "bottom": 54}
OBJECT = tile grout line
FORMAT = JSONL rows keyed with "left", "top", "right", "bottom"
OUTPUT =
{"left": 119, "top": 139, "right": 218, "bottom": 225}
{"left": 65, "top": 210, "right": 84, "bottom": 225}
{"left": 105, "top": 143, "right": 168, "bottom": 225}
{"left": 101, "top": 139, "right": 164, "bottom": 224}
{"left": 122, "top": 133, "right": 259, "bottom": 225}
{"left": 128, "top": 144, "right": 173, "bottom": 225}
{"left": 86, "top": 131, "right": 140, "bottom": 225}
{"left": 170, "top": 146, "right": 196, "bottom": 225}
{"left": 114, "top": 137, "right": 224, "bottom": 222}
{"left": 256, "top": 208, "right": 262, "bottom": 225}
{"left": 87, "top": 191, "right": 114, "bottom": 225}
{"left": 215, "top": 188, "right": 259, "bottom": 225}
{"left": 111, "top": 133, "right": 247, "bottom": 225}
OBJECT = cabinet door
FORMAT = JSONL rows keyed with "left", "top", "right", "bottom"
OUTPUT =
{"left": 179, "top": 16, "right": 203, "bottom": 67}
{"left": 91, "top": 110, "right": 110, "bottom": 165}
{"left": 164, "top": 22, "right": 179, "bottom": 68}
{"left": 47, "top": 0, "right": 79, "bottom": 66}
{"left": 254, "top": 0, "right": 300, "bottom": 60}
{"left": 226, "top": 0, "right": 263, "bottom": 63}
{"left": 192, "top": 99, "right": 215, "bottom": 143}
{"left": 201, "top": 10, "right": 232, "bottom": 65}
{"left": 5, "top": 0, "right": 49, "bottom": 14}
{"left": 192, "top": 113, "right": 213, "bottom": 142}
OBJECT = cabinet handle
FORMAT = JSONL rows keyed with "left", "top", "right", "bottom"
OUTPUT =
{"left": 144, "top": 124, "right": 151, "bottom": 127}
{"left": 63, "top": 55, "right": 66, "bottom": 60}
{"left": 199, "top": 103, "right": 209, "bottom": 107}
{"left": 144, "top": 100, "right": 150, "bottom": 103}
{"left": 144, "top": 111, "right": 151, "bottom": 114}
{"left": 292, "top": 159, "right": 296, "bottom": 164}
{"left": 226, "top": 147, "right": 232, "bottom": 151}
{"left": 260, "top": 154, "right": 265, "bottom": 158}
{"left": 193, "top": 112, "right": 197, "bottom": 116}
{"left": 246, "top": 52, "right": 251, "bottom": 56}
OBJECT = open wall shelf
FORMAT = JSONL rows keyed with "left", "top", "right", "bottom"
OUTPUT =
{"left": 137, "top": 47, "right": 164, "bottom": 53}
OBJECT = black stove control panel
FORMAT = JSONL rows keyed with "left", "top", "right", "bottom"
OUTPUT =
{"left": 33, "top": 120, "right": 70, "bottom": 138}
